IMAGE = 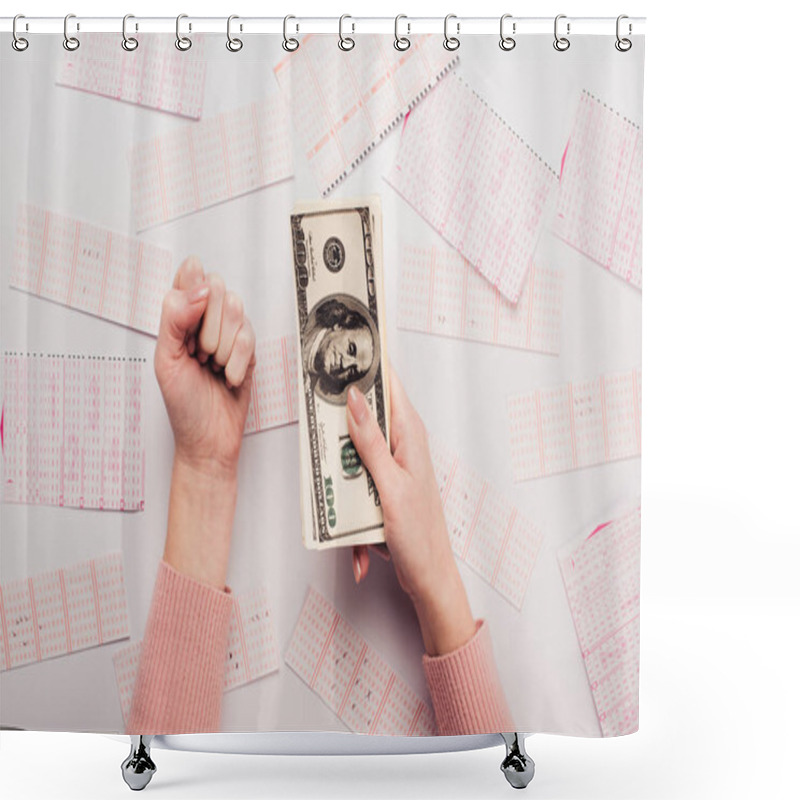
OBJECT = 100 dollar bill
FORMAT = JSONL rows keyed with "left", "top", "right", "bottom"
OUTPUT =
{"left": 290, "top": 197, "right": 390, "bottom": 550}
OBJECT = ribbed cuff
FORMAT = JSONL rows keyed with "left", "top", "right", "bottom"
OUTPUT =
{"left": 125, "top": 559, "right": 234, "bottom": 735}
{"left": 422, "top": 618, "right": 516, "bottom": 735}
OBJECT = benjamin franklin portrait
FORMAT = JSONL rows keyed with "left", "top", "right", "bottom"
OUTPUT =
{"left": 301, "top": 295, "right": 380, "bottom": 405}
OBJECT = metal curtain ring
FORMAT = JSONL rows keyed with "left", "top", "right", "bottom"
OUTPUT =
{"left": 122, "top": 14, "right": 139, "bottom": 51}
{"left": 175, "top": 14, "right": 192, "bottom": 51}
{"left": 226, "top": 15, "right": 243, "bottom": 51}
{"left": 12, "top": 14, "right": 29, "bottom": 51}
{"left": 338, "top": 14, "right": 355, "bottom": 51}
{"left": 499, "top": 14, "right": 516, "bottom": 51}
{"left": 615, "top": 14, "right": 632, "bottom": 51}
{"left": 394, "top": 14, "right": 410, "bottom": 51}
{"left": 63, "top": 13, "right": 80, "bottom": 51}
{"left": 553, "top": 14, "right": 570, "bottom": 52}
{"left": 282, "top": 15, "right": 299, "bottom": 51}
{"left": 443, "top": 14, "right": 460, "bottom": 51}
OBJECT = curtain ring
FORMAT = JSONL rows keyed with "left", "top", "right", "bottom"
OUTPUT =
{"left": 226, "top": 15, "right": 243, "bottom": 51}
{"left": 175, "top": 14, "right": 192, "bottom": 51}
{"left": 12, "top": 14, "right": 29, "bottom": 52}
{"left": 122, "top": 14, "right": 139, "bottom": 51}
{"left": 338, "top": 14, "right": 355, "bottom": 51}
{"left": 282, "top": 15, "right": 299, "bottom": 52}
{"left": 63, "top": 13, "right": 80, "bottom": 51}
{"left": 615, "top": 14, "right": 632, "bottom": 51}
{"left": 499, "top": 14, "right": 516, "bottom": 51}
{"left": 394, "top": 15, "right": 410, "bottom": 51}
{"left": 443, "top": 14, "right": 460, "bottom": 51}
{"left": 553, "top": 14, "right": 570, "bottom": 52}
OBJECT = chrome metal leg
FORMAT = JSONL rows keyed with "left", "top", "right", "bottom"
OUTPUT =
{"left": 121, "top": 735, "right": 156, "bottom": 791}
{"left": 500, "top": 732, "right": 535, "bottom": 789}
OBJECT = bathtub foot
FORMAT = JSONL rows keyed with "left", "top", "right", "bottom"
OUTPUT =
{"left": 500, "top": 733, "right": 535, "bottom": 789}
{"left": 121, "top": 735, "right": 156, "bottom": 791}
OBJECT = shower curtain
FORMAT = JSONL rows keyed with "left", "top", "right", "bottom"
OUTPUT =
{"left": 0, "top": 22, "right": 644, "bottom": 738}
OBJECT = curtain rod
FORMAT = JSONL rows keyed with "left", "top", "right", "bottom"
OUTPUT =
{"left": 1, "top": 16, "right": 646, "bottom": 36}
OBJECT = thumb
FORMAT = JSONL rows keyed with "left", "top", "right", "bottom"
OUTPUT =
{"left": 346, "top": 385, "right": 400, "bottom": 492}
{"left": 156, "top": 283, "right": 210, "bottom": 360}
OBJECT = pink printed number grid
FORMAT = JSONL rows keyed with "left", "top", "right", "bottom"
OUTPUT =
{"left": 274, "top": 34, "right": 457, "bottom": 197}
{"left": 56, "top": 33, "right": 206, "bottom": 120}
{"left": 386, "top": 74, "right": 558, "bottom": 304}
{"left": 2, "top": 352, "right": 145, "bottom": 511}
{"left": 0, "top": 552, "right": 130, "bottom": 672}
{"left": 11, "top": 205, "right": 173, "bottom": 336}
{"left": 507, "top": 368, "right": 642, "bottom": 482}
{"left": 428, "top": 434, "right": 543, "bottom": 610}
{"left": 130, "top": 94, "right": 293, "bottom": 230}
{"left": 553, "top": 90, "right": 643, "bottom": 289}
{"left": 285, "top": 587, "right": 437, "bottom": 735}
{"left": 559, "top": 507, "right": 640, "bottom": 737}
{"left": 113, "top": 582, "right": 279, "bottom": 724}
{"left": 398, "top": 244, "right": 562, "bottom": 354}
{"left": 244, "top": 334, "right": 299, "bottom": 435}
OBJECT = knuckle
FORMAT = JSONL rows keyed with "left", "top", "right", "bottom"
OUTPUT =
{"left": 207, "top": 272, "right": 225, "bottom": 293}
{"left": 224, "top": 292, "right": 244, "bottom": 317}
{"left": 184, "top": 255, "right": 204, "bottom": 277}
{"left": 237, "top": 322, "right": 255, "bottom": 348}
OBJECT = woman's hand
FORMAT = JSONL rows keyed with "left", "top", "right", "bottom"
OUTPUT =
{"left": 154, "top": 256, "right": 256, "bottom": 481}
{"left": 154, "top": 257, "right": 256, "bottom": 589}
{"left": 345, "top": 368, "right": 477, "bottom": 656}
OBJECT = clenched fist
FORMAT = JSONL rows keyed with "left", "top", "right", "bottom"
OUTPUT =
{"left": 154, "top": 256, "right": 256, "bottom": 481}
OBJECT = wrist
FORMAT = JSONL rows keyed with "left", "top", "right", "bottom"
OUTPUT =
{"left": 412, "top": 561, "right": 477, "bottom": 657}
{"left": 173, "top": 446, "right": 240, "bottom": 485}
{"left": 163, "top": 455, "right": 239, "bottom": 590}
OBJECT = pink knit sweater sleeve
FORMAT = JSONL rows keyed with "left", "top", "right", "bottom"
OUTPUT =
{"left": 125, "top": 561, "right": 513, "bottom": 736}
{"left": 422, "top": 618, "right": 516, "bottom": 735}
{"left": 125, "top": 559, "right": 234, "bottom": 735}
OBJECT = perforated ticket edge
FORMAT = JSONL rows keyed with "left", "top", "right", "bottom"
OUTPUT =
{"left": 0, "top": 552, "right": 130, "bottom": 673}
{"left": 283, "top": 585, "right": 436, "bottom": 736}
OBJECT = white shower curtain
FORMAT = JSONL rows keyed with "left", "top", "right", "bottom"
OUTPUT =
{"left": 0, "top": 21, "right": 644, "bottom": 737}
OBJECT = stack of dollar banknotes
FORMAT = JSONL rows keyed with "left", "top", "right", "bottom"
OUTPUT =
{"left": 291, "top": 197, "right": 391, "bottom": 551}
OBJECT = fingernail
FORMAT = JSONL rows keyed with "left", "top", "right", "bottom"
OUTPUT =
{"left": 347, "top": 385, "right": 368, "bottom": 424}
{"left": 354, "top": 553, "right": 362, "bottom": 584}
{"left": 187, "top": 283, "right": 209, "bottom": 303}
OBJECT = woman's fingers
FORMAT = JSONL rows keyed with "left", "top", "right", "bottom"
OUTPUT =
{"left": 173, "top": 257, "right": 206, "bottom": 352}
{"left": 196, "top": 273, "right": 226, "bottom": 364}
{"left": 173, "top": 255, "right": 205, "bottom": 289}
{"left": 167, "top": 259, "right": 256, "bottom": 390}
{"left": 386, "top": 366, "right": 429, "bottom": 472}
{"left": 352, "top": 546, "right": 370, "bottom": 584}
{"left": 214, "top": 292, "right": 245, "bottom": 369}
{"left": 224, "top": 317, "right": 256, "bottom": 388}
{"left": 346, "top": 385, "right": 401, "bottom": 492}
{"left": 155, "top": 283, "right": 210, "bottom": 366}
